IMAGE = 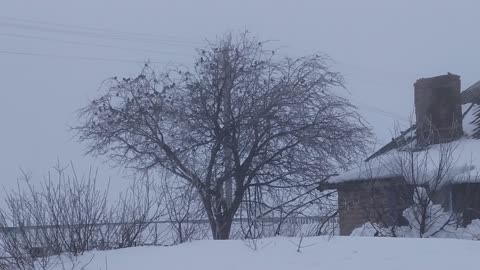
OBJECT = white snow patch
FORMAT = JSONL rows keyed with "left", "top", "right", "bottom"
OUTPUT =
{"left": 51, "top": 236, "right": 480, "bottom": 270}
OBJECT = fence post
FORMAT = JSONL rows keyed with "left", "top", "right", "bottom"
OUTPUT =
{"left": 154, "top": 223, "right": 158, "bottom": 245}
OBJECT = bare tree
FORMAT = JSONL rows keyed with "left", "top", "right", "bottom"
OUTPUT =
{"left": 75, "top": 32, "right": 371, "bottom": 239}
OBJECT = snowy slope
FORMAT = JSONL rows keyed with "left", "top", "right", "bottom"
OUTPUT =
{"left": 53, "top": 236, "right": 480, "bottom": 270}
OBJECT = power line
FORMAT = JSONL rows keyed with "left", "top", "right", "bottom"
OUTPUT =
{"left": 0, "top": 17, "right": 411, "bottom": 123}
{"left": 351, "top": 98, "right": 411, "bottom": 123}
{"left": 0, "top": 49, "right": 180, "bottom": 64}
{"left": 0, "top": 21, "right": 202, "bottom": 47}
{"left": 0, "top": 16, "right": 203, "bottom": 44}
{"left": 0, "top": 32, "right": 195, "bottom": 57}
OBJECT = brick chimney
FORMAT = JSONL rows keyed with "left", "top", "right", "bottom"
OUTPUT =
{"left": 414, "top": 74, "right": 463, "bottom": 145}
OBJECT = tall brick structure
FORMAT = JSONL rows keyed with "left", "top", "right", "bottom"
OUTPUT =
{"left": 414, "top": 74, "right": 463, "bottom": 145}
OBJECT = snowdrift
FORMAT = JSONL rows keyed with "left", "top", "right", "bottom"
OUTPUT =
{"left": 53, "top": 236, "right": 479, "bottom": 270}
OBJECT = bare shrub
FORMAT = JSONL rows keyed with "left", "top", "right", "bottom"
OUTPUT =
{"left": 102, "top": 176, "right": 164, "bottom": 249}
{"left": 0, "top": 163, "right": 108, "bottom": 269}
{"left": 159, "top": 174, "right": 208, "bottom": 244}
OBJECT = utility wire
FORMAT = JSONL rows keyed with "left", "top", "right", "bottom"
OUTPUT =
{"left": 0, "top": 49, "right": 180, "bottom": 64}
{"left": 0, "top": 32, "right": 194, "bottom": 57}
{"left": 0, "top": 21, "right": 202, "bottom": 47}
{"left": 0, "top": 16, "right": 411, "bottom": 124}
{"left": 0, "top": 16, "right": 203, "bottom": 44}
{"left": 354, "top": 100, "right": 411, "bottom": 123}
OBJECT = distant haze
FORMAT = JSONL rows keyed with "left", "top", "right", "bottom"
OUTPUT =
{"left": 1, "top": 0, "right": 479, "bottom": 191}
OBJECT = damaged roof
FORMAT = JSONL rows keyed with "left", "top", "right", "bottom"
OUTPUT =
{"left": 462, "top": 80, "right": 480, "bottom": 104}
{"left": 471, "top": 105, "right": 480, "bottom": 139}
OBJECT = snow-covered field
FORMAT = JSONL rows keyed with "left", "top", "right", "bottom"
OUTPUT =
{"left": 54, "top": 236, "right": 479, "bottom": 270}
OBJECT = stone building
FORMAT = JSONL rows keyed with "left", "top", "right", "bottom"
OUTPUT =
{"left": 321, "top": 74, "right": 480, "bottom": 236}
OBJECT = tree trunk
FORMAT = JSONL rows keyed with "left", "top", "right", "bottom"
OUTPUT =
{"left": 210, "top": 215, "right": 233, "bottom": 240}
{"left": 216, "top": 220, "right": 233, "bottom": 240}
{"left": 221, "top": 46, "right": 234, "bottom": 209}
{"left": 201, "top": 194, "right": 234, "bottom": 240}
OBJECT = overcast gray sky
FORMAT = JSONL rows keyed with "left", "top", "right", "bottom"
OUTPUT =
{"left": 1, "top": 0, "right": 479, "bottom": 190}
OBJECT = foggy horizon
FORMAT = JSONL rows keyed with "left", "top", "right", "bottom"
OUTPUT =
{"left": 2, "top": 0, "right": 479, "bottom": 188}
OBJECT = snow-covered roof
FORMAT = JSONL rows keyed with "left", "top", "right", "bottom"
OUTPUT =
{"left": 328, "top": 138, "right": 480, "bottom": 185}
{"left": 328, "top": 95, "right": 480, "bottom": 186}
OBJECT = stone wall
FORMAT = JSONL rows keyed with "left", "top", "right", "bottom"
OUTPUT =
{"left": 452, "top": 183, "right": 480, "bottom": 226}
{"left": 338, "top": 178, "right": 413, "bottom": 235}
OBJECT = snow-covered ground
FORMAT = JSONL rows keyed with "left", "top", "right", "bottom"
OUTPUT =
{"left": 53, "top": 236, "right": 479, "bottom": 270}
